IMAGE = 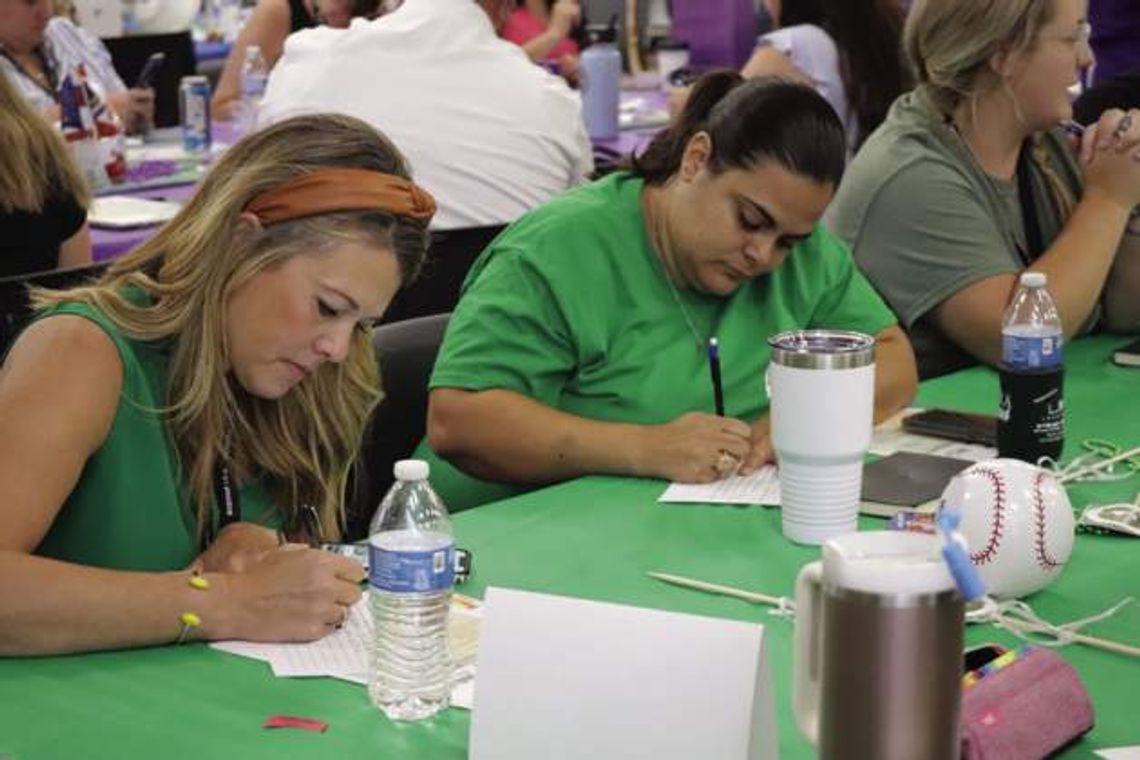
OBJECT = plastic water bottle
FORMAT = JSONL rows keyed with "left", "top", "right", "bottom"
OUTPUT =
{"left": 998, "top": 271, "right": 1065, "bottom": 463}
{"left": 580, "top": 22, "right": 622, "bottom": 140}
{"left": 367, "top": 459, "right": 455, "bottom": 721}
{"left": 238, "top": 45, "right": 269, "bottom": 132}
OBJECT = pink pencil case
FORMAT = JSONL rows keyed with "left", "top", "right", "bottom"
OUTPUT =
{"left": 960, "top": 645, "right": 1094, "bottom": 759}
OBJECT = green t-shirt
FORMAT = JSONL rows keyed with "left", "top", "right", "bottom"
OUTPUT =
{"left": 33, "top": 297, "right": 280, "bottom": 572}
{"left": 826, "top": 86, "right": 1086, "bottom": 375}
{"left": 419, "top": 172, "right": 896, "bottom": 511}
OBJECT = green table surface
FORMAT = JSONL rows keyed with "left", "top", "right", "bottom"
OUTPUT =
{"left": 2, "top": 336, "right": 1138, "bottom": 759}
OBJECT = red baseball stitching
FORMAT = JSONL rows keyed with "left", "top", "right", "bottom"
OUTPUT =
{"left": 1032, "top": 470, "right": 1063, "bottom": 569}
{"left": 971, "top": 466, "right": 1005, "bottom": 565}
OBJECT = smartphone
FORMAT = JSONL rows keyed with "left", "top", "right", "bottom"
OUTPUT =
{"left": 1112, "top": 337, "right": 1140, "bottom": 368}
{"left": 134, "top": 52, "right": 166, "bottom": 89}
{"left": 901, "top": 408, "right": 998, "bottom": 446}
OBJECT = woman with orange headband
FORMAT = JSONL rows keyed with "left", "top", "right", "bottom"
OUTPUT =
{"left": 0, "top": 113, "right": 434, "bottom": 655}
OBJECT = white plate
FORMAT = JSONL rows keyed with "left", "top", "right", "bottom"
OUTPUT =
{"left": 90, "top": 196, "right": 181, "bottom": 229}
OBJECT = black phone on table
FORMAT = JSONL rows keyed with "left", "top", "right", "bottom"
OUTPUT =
{"left": 900, "top": 409, "right": 998, "bottom": 446}
{"left": 1112, "top": 337, "right": 1140, "bottom": 368}
{"left": 134, "top": 52, "right": 166, "bottom": 89}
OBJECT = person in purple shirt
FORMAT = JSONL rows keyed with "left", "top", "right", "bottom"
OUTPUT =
{"left": 1089, "top": 0, "right": 1140, "bottom": 84}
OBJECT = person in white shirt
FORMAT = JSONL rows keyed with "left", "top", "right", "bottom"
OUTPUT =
{"left": 259, "top": 0, "right": 593, "bottom": 230}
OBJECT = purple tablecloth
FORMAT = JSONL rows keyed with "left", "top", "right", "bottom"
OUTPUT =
{"left": 91, "top": 103, "right": 664, "bottom": 262}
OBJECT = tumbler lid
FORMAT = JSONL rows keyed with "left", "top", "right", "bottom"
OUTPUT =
{"left": 822, "top": 531, "right": 955, "bottom": 597}
{"left": 768, "top": 330, "right": 875, "bottom": 370}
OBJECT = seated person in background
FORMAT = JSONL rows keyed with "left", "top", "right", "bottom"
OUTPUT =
{"left": 211, "top": 0, "right": 382, "bottom": 121}
{"left": 743, "top": 0, "right": 911, "bottom": 155}
{"left": 0, "top": 0, "right": 154, "bottom": 133}
{"left": 827, "top": 0, "right": 1140, "bottom": 379}
{"left": 502, "top": 0, "right": 581, "bottom": 85}
{"left": 0, "top": 113, "right": 434, "bottom": 655}
{"left": 0, "top": 72, "right": 90, "bottom": 278}
{"left": 259, "top": 0, "right": 593, "bottom": 230}
{"left": 422, "top": 74, "right": 918, "bottom": 512}
{"left": 1088, "top": 0, "right": 1140, "bottom": 85}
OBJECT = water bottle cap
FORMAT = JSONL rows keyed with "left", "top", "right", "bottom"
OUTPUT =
{"left": 393, "top": 459, "right": 429, "bottom": 481}
{"left": 1019, "top": 271, "right": 1046, "bottom": 288}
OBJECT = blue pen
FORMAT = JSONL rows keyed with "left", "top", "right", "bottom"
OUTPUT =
{"left": 707, "top": 337, "right": 725, "bottom": 416}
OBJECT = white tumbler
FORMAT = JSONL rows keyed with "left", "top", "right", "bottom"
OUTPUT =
{"left": 768, "top": 330, "right": 876, "bottom": 545}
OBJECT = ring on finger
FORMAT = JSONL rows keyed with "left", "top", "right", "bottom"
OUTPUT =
{"left": 715, "top": 450, "right": 740, "bottom": 474}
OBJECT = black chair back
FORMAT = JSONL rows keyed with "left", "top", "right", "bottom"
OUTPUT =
{"left": 0, "top": 262, "right": 111, "bottom": 356}
{"left": 103, "top": 32, "right": 196, "bottom": 128}
{"left": 381, "top": 225, "right": 504, "bottom": 325}
{"left": 344, "top": 312, "right": 451, "bottom": 540}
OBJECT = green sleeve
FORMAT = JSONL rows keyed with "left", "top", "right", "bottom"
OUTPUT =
{"left": 851, "top": 160, "right": 1020, "bottom": 328}
{"left": 430, "top": 243, "right": 575, "bottom": 405}
{"left": 805, "top": 228, "right": 898, "bottom": 337}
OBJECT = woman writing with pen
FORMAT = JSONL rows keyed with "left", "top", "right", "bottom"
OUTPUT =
{"left": 420, "top": 75, "right": 919, "bottom": 512}
{"left": 0, "top": 113, "right": 433, "bottom": 655}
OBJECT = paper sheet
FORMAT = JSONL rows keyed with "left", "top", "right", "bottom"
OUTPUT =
{"left": 1095, "top": 749, "right": 1140, "bottom": 760}
{"left": 210, "top": 593, "right": 482, "bottom": 710}
{"left": 658, "top": 465, "right": 781, "bottom": 505}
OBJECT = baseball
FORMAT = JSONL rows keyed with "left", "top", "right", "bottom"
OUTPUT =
{"left": 940, "top": 458, "right": 1075, "bottom": 598}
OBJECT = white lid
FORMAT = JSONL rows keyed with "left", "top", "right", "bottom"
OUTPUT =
{"left": 822, "top": 531, "right": 954, "bottom": 595}
{"left": 1020, "top": 271, "right": 1046, "bottom": 288}
{"left": 393, "top": 459, "right": 429, "bottom": 481}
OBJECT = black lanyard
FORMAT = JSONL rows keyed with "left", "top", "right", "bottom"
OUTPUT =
{"left": 1016, "top": 141, "right": 1046, "bottom": 264}
{"left": 0, "top": 44, "right": 59, "bottom": 98}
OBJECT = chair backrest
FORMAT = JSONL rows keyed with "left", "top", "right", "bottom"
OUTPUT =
{"left": 0, "top": 261, "right": 111, "bottom": 356}
{"left": 103, "top": 31, "right": 196, "bottom": 128}
{"left": 344, "top": 312, "right": 451, "bottom": 540}
{"left": 380, "top": 225, "right": 504, "bottom": 325}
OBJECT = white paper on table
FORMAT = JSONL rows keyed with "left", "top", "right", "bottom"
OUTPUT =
{"left": 870, "top": 408, "right": 997, "bottom": 462}
{"left": 210, "top": 593, "right": 482, "bottom": 710}
{"left": 1096, "top": 748, "right": 1140, "bottom": 760}
{"left": 658, "top": 465, "right": 781, "bottom": 505}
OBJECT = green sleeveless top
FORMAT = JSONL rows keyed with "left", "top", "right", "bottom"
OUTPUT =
{"left": 33, "top": 298, "right": 281, "bottom": 571}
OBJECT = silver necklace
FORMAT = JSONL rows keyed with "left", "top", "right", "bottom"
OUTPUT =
{"left": 642, "top": 190, "right": 707, "bottom": 353}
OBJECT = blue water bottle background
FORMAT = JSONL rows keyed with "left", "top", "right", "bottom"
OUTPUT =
{"left": 1001, "top": 271, "right": 1063, "bottom": 369}
{"left": 367, "top": 459, "right": 455, "bottom": 721}
{"left": 998, "top": 271, "right": 1065, "bottom": 462}
{"left": 580, "top": 21, "right": 621, "bottom": 140}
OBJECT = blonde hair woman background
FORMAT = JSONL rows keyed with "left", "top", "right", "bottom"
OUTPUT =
{"left": 0, "top": 113, "right": 434, "bottom": 654}
{"left": 828, "top": 0, "right": 1140, "bottom": 377}
{"left": 0, "top": 72, "right": 90, "bottom": 277}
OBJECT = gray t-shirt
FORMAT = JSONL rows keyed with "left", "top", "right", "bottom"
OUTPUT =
{"left": 826, "top": 86, "right": 1084, "bottom": 376}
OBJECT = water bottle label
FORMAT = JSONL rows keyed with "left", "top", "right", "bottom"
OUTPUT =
{"left": 1002, "top": 333, "right": 1062, "bottom": 369}
{"left": 369, "top": 542, "right": 455, "bottom": 593}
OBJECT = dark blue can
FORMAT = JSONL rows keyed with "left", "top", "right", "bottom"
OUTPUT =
{"left": 179, "top": 75, "right": 212, "bottom": 154}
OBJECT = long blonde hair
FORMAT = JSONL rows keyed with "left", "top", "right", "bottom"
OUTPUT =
{"left": 0, "top": 70, "right": 90, "bottom": 213}
{"left": 36, "top": 114, "right": 429, "bottom": 540}
{"left": 905, "top": 0, "right": 1075, "bottom": 222}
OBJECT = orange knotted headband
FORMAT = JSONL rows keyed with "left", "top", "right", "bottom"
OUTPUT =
{"left": 243, "top": 167, "right": 436, "bottom": 225}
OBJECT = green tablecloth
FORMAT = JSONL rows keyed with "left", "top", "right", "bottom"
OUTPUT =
{"left": 2, "top": 336, "right": 1138, "bottom": 758}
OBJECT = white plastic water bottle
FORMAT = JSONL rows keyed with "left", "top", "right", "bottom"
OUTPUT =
{"left": 367, "top": 459, "right": 455, "bottom": 721}
{"left": 238, "top": 45, "right": 269, "bottom": 132}
{"left": 998, "top": 271, "right": 1065, "bottom": 462}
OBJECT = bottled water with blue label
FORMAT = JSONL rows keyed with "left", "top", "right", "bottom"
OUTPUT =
{"left": 998, "top": 272, "right": 1064, "bottom": 462}
{"left": 368, "top": 459, "right": 454, "bottom": 721}
{"left": 238, "top": 45, "right": 269, "bottom": 132}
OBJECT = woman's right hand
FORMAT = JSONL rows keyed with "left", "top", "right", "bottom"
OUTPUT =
{"left": 1079, "top": 108, "right": 1140, "bottom": 211}
{"left": 216, "top": 546, "right": 364, "bottom": 642}
{"left": 638, "top": 412, "right": 752, "bottom": 483}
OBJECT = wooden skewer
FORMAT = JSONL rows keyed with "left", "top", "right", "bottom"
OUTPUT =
{"left": 1058, "top": 445, "right": 1140, "bottom": 484}
{"left": 646, "top": 571, "right": 787, "bottom": 608}
{"left": 1002, "top": 620, "right": 1140, "bottom": 659}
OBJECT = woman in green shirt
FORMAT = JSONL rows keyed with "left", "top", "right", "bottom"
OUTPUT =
{"left": 425, "top": 74, "right": 919, "bottom": 511}
{"left": 0, "top": 113, "right": 435, "bottom": 654}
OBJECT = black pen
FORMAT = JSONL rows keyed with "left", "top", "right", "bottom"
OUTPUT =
{"left": 707, "top": 337, "right": 725, "bottom": 416}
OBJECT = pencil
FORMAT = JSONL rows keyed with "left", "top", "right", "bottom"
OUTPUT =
{"left": 708, "top": 337, "right": 725, "bottom": 416}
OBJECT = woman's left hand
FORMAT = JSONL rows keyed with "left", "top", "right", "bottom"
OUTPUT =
{"left": 194, "top": 522, "right": 281, "bottom": 574}
{"left": 738, "top": 415, "right": 775, "bottom": 475}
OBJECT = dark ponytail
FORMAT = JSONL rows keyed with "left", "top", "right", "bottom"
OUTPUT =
{"left": 628, "top": 73, "right": 847, "bottom": 188}
{"left": 628, "top": 70, "right": 745, "bottom": 185}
